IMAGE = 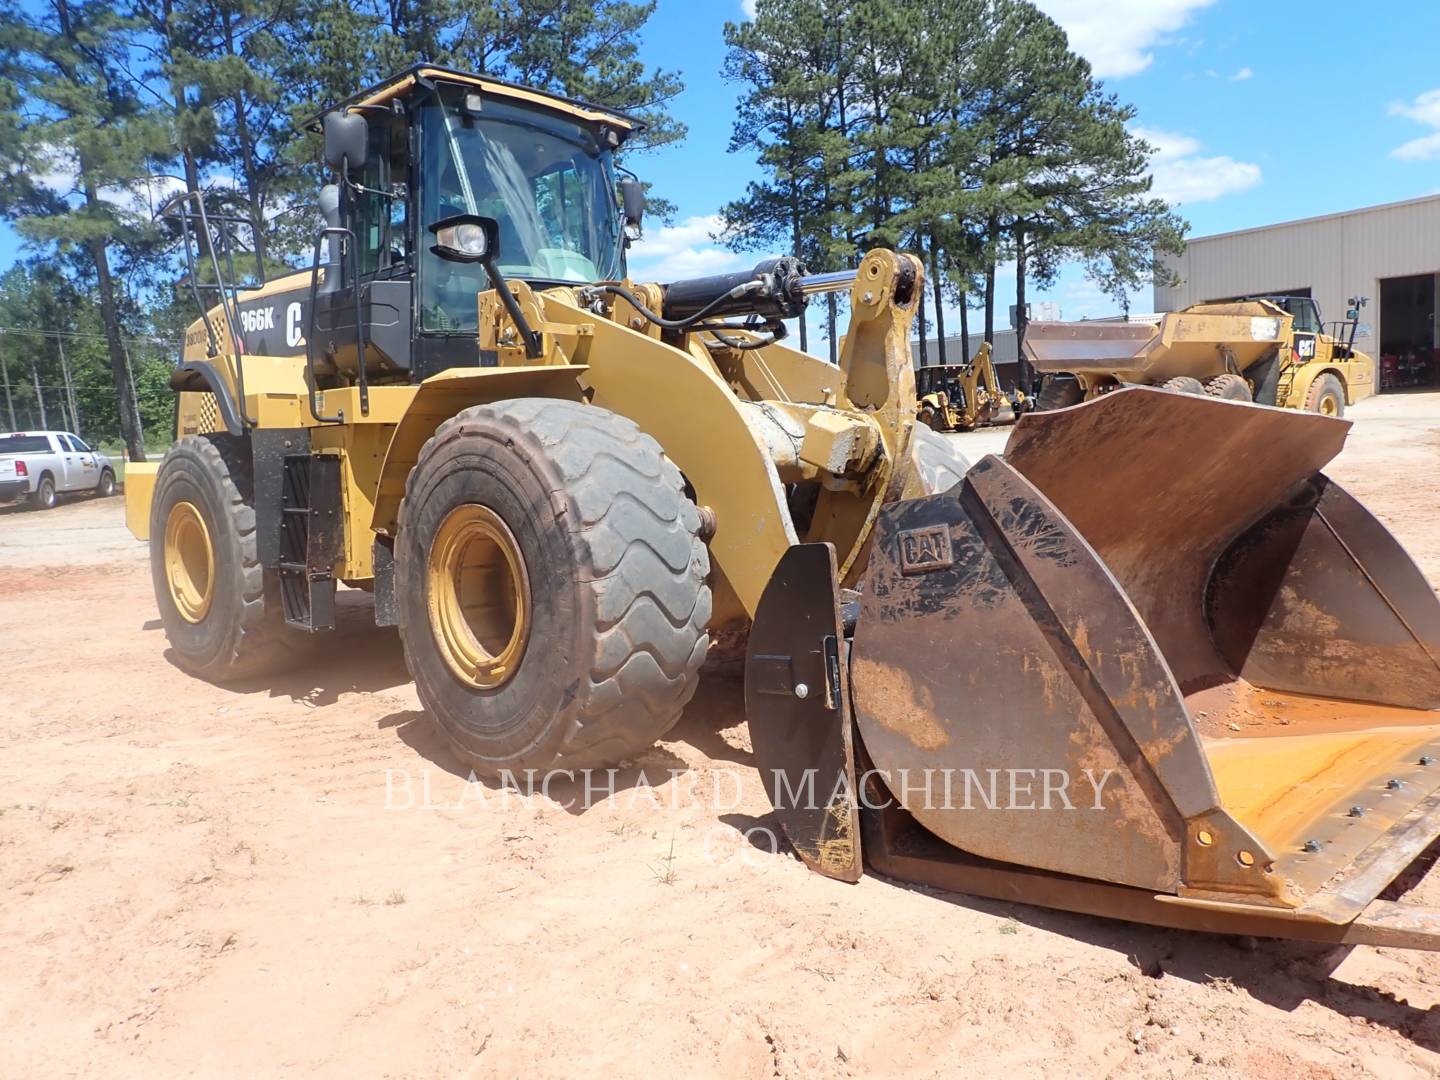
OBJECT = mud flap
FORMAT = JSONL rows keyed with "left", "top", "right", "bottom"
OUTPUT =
{"left": 744, "top": 543, "right": 863, "bottom": 882}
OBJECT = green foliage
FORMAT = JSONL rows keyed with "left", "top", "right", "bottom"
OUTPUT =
{"left": 719, "top": 0, "right": 1189, "bottom": 364}
{"left": 0, "top": 0, "right": 682, "bottom": 452}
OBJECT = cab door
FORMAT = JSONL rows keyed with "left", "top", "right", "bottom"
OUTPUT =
{"left": 56, "top": 433, "right": 95, "bottom": 490}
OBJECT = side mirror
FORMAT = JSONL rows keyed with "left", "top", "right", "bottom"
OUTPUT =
{"left": 323, "top": 110, "right": 368, "bottom": 175}
{"left": 428, "top": 213, "right": 500, "bottom": 264}
{"left": 619, "top": 177, "right": 645, "bottom": 231}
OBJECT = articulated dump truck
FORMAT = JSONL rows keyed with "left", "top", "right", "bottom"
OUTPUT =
{"left": 127, "top": 66, "right": 1440, "bottom": 950}
{"left": 1026, "top": 296, "right": 1375, "bottom": 417}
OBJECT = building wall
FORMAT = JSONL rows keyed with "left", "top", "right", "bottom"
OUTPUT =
{"left": 1155, "top": 194, "right": 1440, "bottom": 401}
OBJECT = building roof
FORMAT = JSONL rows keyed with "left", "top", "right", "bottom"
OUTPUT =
{"left": 1185, "top": 192, "right": 1440, "bottom": 246}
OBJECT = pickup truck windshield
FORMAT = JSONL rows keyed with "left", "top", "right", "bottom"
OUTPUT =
{"left": 0, "top": 435, "right": 50, "bottom": 454}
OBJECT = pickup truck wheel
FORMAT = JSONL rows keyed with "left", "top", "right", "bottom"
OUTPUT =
{"left": 396, "top": 399, "right": 711, "bottom": 777}
{"left": 149, "top": 434, "right": 295, "bottom": 682}
{"left": 28, "top": 475, "right": 56, "bottom": 510}
{"left": 95, "top": 468, "right": 116, "bottom": 497}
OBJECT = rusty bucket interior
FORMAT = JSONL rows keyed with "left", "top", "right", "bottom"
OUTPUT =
{"left": 846, "top": 388, "right": 1440, "bottom": 931}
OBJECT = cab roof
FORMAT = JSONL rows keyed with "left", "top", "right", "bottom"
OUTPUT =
{"left": 309, "top": 64, "right": 642, "bottom": 136}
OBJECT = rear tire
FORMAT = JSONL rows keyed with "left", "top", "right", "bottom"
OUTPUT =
{"left": 28, "top": 475, "right": 56, "bottom": 510}
{"left": 396, "top": 399, "right": 711, "bottom": 776}
{"left": 1204, "top": 374, "right": 1252, "bottom": 401}
{"left": 1305, "top": 373, "right": 1345, "bottom": 418}
{"left": 1035, "top": 374, "right": 1083, "bottom": 411}
{"left": 1161, "top": 376, "right": 1205, "bottom": 395}
{"left": 149, "top": 434, "right": 295, "bottom": 681}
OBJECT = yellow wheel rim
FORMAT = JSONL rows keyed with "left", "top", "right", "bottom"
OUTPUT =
{"left": 164, "top": 500, "right": 215, "bottom": 624}
{"left": 427, "top": 504, "right": 531, "bottom": 689}
{"left": 1320, "top": 394, "right": 1339, "bottom": 416}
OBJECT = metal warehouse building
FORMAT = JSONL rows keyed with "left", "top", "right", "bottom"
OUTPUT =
{"left": 1155, "top": 193, "right": 1440, "bottom": 397}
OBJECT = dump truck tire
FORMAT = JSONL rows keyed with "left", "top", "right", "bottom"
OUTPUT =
{"left": 1204, "top": 373, "right": 1252, "bottom": 401}
{"left": 911, "top": 421, "right": 972, "bottom": 495}
{"left": 396, "top": 399, "right": 711, "bottom": 776}
{"left": 1305, "top": 373, "right": 1345, "bottom": 418}
{"left": 149, "top": 434, "right": 295, "bottom": 682}
{"left": 1161, "top": 376, "right": 1205, "bottom": 395}
{"left": 1035, "top": 374, "right": 1083, "bottom": 411}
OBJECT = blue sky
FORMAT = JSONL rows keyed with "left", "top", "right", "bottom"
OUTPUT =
{"left": 4, "top": 0, "right": 1439, "bottom": 353}
{"left": 621, "top": 0, "right": 1440, "bottom": 345}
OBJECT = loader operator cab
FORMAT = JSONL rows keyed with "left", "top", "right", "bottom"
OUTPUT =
{"left": 310, "top": 67, "right": 640, "bottom": 379}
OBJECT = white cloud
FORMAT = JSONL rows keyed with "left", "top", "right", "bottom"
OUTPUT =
{"left": 1032, "top": 0, "right": 1215, "bottom": 78}
{"left": 1133, "top": 126, "right": 1261, "bottom": 204}
{"left": 1230, "top": 66, "right": 1253, "bottom": 81}
{"left": 741, "top": 0, "right": 757, "bottom": 18}
{"left": 625, "top": 215, "right": 750, "bottom": 282}
{"left": 1389, "top": 89, "right": 1440, "bottom": 161}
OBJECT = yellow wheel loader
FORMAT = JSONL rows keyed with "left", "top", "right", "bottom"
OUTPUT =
{"left": 914, "top": 341, "right": 1026, "bottom": 432}
{"left": 126, "top": 66, "right": 1440, "bottom": 951}
{"left": 1026, "top": 296, "right": 1375, "bottom": 416}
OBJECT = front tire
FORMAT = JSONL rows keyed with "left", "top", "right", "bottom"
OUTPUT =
{"left": 396, "top": 399, "right": 711, "bottom": 776}
{"left": 149, "top": 434, "right": 294, "bottom": 681}
{"left": 95, "top": 468, "right": 116, "bottom": 497}
{"left": 1305, "top": 373, "right": 1345, "bottom": 418}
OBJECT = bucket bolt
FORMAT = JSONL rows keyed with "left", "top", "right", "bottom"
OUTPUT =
{"left": 793, "top": 682, "right": 809, "bottom": 699}
{"left": 1387, "top": 778, "right": 1405, "bottom": 790}
{"left": 1348, "top": 805, "right": 1366, "bottom": 818}
{"left": 1303, "top": 839, "right": 1323, "bottom": 853}
{"left": 1421, "top": 755, "right": 1435, "bottom": 766}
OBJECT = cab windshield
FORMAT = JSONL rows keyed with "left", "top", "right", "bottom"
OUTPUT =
{"left": 418, "top": 95, "right": 622, "bottom": 332}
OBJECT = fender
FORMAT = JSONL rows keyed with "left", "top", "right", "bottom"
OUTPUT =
{"left": 169, "top": 361, "right": 244, "bottom": 436}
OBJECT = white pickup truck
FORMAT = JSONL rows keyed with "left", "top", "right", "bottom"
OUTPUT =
{"left": 0, "top": 430, "right": 117, "bottom": 510}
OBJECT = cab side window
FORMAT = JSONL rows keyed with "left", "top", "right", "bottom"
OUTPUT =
{"left": 355, "top": 122, "right": 409, "bottom": 278}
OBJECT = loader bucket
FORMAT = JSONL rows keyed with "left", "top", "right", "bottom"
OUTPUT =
{"left": 833, "top": 388, "right": 1440, "bottom": 945}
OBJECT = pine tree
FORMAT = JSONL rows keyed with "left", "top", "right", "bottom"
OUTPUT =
{"left": 0, "top": 0, "right": 172, "bottom": 460}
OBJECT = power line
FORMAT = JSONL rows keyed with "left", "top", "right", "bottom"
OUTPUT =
{"left": 0, "top": 325, "right": 179, "bottom": 347}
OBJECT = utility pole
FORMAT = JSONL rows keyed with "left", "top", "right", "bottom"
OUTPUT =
{"left": 28, "top": 349, "right": 47, "bottom": 428}
{"left": 0, "top": 339, "right": 15, "bottom": 430}
{"left": 55, "top": 332, "right": 80, "bottom": 435}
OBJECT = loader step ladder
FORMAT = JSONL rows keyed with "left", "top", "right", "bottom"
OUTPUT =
{"left": 277, "top": 453, "right": 342, "bottom": 632}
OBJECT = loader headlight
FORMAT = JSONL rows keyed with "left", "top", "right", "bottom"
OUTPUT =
{"left": 428, "top": 213, "right": 501, "bottom": 264}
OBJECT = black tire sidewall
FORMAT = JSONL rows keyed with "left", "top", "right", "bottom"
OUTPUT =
{"left": 33, "top": 477, "right": 55, "bottom": 509}
{"left": 396, "top": 434, "right": 587, "bottom": 771}
{"left": 150, "top": 444, "right": 251, "bottom": 673}
{"left": 98, "top": 469, "right": 115, "bottom": 496}
{"left": 1311, "top": 375, "right": 1344, "bottom": 416}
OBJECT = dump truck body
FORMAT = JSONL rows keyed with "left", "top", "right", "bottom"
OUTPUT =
{"left": 1025, "top": 298, "right": 1375, "bottom": 415}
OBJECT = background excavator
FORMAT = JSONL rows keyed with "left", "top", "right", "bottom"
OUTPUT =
{"left": 125, "top": 66, "right": 1440, "bottom": 951}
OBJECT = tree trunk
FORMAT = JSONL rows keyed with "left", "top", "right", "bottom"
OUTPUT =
{"left": 1015, "top": 224, "right": 1031, "bottom": 393}
{"left": 930, "top": 235, "right": 946, "bottom": 365}
{"left": 224, "top": 12, "right": 268, "bottom": 271}
{"left": 916, "top": 280, "right": 928, "bottom": 368}
{"left": 88, "top": 233, "right": 146, "bottom": 462}
{"left": 827, "top": 293, "right": 838, "bottom": 365}
{"left": 983, "top": 213, "right": 998, "bottom": 344}
{"left": 983, "top": 260, "right": 995, "bottom": 344}
{"left": 0, "top": 346, "right": 15, "bottom": 430}
{"left": 959, "top": 291, "right": 970, "bottom": 364}
{"left": 28, "top": 352, "right": 46, "bottom": 428}
{"left": 56, "top": 333, "right": 80, "bottom": 435}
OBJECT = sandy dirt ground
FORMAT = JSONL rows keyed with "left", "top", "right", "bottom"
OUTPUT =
{"left": 3, "top": 392, "right": 1440, "bottom": 1078}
